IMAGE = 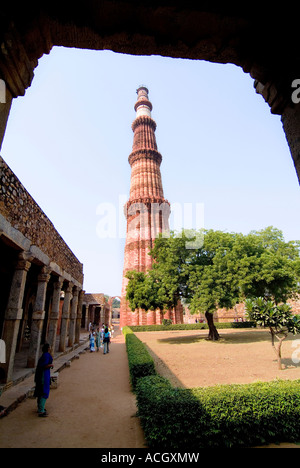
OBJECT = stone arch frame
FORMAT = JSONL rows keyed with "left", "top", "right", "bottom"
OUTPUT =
{"left": 108, "top": 296, "right": 121, "bottom": 320}
{"left": 107, "top": 296, "right": 121, "bottom": 307}
{"left": 0, "top": 5, "right": 299, "bottom": 184}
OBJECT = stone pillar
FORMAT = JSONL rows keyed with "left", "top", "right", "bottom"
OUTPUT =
{"left": 281, "top": 104, "right": 300, "bottom": 185}
{"left": 85, "top": 305, "right": 89, "bottom": 330}
{"left": 0, "top": 21, "right": 40, "bottom": 151}
{"left": 108, "top": 305, "right": 113, "bottom": 327}
{"left": 68, "top": 286, "right": 79, "bottom": 347}
{"left": 59, "top": 282, "right": 73, "bottom": 352}
{"left": 27, "top": 267, "right": 51, "bottom": 368}
{"left": 75, "top": 290, "right": 84, "bottom": 344}
{"left": 100, "top": 306, "right": 105, "bottom": 326}
{"left": 0, "top": 252, "right": 32, "bottom": 383}
{"left": 47, "top": 276, "right": 64, "bottom": 354}
{"left": 254, "top": 80, "right": 300, "bottom": 186}
{"left": 0, "top": 88, "right": 13, "bottom": 151}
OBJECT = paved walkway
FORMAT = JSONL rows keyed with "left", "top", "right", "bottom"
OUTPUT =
{"left": 0, "top": 327, "right": 146, "bottom": 448}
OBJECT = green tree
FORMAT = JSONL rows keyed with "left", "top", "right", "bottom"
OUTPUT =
{"left": 151, "top": 229, "right": 242, "bottom": 340}
{"left": 125, "top": 271, "right": 155, "bottom": 312}
{"left": 126, "top": 269, "right": 175, "bottom": 321}
{"left": 245, "top": 297, "right": 300, "bottom": 369}
{"left": 150, "top": 231, "right": 193, "bottom": 304}
{"left": 187, "top": 230, "right": 242, "bottom": 340}
{"left": 233, "top": 227, "right": 300, "bottom": 303}
{"left": 125, "top": 227, "right": 300, "bottom": 343}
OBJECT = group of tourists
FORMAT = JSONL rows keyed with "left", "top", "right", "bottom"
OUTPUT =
{"left": 89, "top": 323, "right": 114, "bottom": 355}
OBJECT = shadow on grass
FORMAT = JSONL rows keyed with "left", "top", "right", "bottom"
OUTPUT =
{"left": 157, "top": 334, "right": 207, "bottom": 345}
{"left": 156, "top": 329, "right": 272, "bottom": 346}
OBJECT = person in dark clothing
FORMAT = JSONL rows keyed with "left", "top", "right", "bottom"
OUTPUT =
{"left": 34, "top": 343, "right": 53, "bottom": 417}
{"left": 103, "top": 327, "right": 111, "bottom": 354}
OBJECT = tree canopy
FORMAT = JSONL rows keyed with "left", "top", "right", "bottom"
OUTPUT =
{"left": 126, "top": 226, "right": 300, "bottom": 340}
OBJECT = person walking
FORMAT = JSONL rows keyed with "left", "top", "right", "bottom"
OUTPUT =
{"left": 95, "top": 328, "right": 101, "bottom": 352}
{"left": 34, "top": 343, "right": 54, "bottom": 418}
{"left": 103, "top": 327, "right": 111, "bottom": 355}
{"left": 100, "top": 325, "right": 105, "bottom": 348}
{"left": 89, "top": 332, "right": 96, "bottom": 352}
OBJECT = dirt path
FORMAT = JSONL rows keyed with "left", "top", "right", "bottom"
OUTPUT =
{"left": 0, "top": 328, "right": 146, "bottom": 448}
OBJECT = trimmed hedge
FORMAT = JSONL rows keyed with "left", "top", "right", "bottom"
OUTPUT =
{"left": 129, "top": 321, "right": 255, "bottom": 333}
{"left": 136, "top": 375, "right": 300, "bottom": 449}
{"left": 123, "top": 326, "right": 156, "bottom": 390}
{"left": 122, "top": 326, "right": 300, "bottom": 448}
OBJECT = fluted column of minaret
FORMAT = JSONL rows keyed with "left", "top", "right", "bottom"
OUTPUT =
{"left": 120, "top": 86, "right": 171, "bottom": 327}
{"left": 129, "top": 116, "right": 164, "bottom": 200}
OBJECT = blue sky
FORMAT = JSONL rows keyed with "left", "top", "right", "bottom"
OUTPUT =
{"left": 1, "top": 48, "right": 300, "bottom": 297}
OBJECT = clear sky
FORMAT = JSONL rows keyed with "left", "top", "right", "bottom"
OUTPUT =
{"left": 1, "top": 47, "right": 299, "bottom": 297}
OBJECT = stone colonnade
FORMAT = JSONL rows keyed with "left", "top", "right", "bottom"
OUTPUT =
{"left": 0, "top": 247, "right": 84, "bottom": 384}
{"left": 0, "top": 156, "right": 84, "bottom": 386}
{"left": 83, "top": 294, "right": 112, "bottom": 330}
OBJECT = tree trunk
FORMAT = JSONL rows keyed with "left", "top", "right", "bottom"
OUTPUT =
{"left": 159, "top": 309, "right": 164, "bottom": 325}
{"left": 269, "top": 327, "right": 287, "bottom": 370}
{"left": 277, "top": 338, "right": 283, "bottom": 370}
{"left": 205, "top": 311, "right": 220, "bottom": 341}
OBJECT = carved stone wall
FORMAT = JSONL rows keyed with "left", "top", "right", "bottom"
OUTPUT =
{"left": 0, "top": 156, "right": 83, "bottom": 283}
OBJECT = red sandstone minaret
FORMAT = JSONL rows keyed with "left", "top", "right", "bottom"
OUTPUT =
{"left": 120, "top": 86, "right": 183, "bottom": 327}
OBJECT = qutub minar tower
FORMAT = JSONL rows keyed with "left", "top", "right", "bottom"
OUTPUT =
{"left": 120, "top": 86, "right": 183, "bottom": 327}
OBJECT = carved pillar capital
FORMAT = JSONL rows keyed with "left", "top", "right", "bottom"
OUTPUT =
{"left": 16, "top": 251, "right": 33, "bottom": 272}
{"left": 72, "top": 286, "right": 79, "bottom": 298}
{"left": 65, "top": 282, "right": 74, "bottom": 295}
{"left": 37, "top": 266, "right": 52, "bottom": 284}
{"left": 53, "top": 276, "right": 64, "bottom": 291}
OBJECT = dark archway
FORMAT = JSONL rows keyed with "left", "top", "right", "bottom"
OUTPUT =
{"left": 0, "top": 4, "right": 299, "bottom": 183}
{"left": 0, "top": 238, "right": 19, "bottom": 337}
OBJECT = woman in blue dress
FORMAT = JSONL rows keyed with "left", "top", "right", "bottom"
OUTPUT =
{"left": 34, "top": 343, "right": 53, "bottom": 417}
{"left": 89, "top": 332, "right": 96, "bottom": 352}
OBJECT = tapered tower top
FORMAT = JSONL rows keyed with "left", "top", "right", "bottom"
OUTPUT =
{"left": 134, "top": 86, "right": 153, "bottom": 117}
{"left": 130, "top": 85, "right": 159, "bottom": 157}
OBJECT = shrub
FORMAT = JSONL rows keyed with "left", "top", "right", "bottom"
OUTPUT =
{"left": 162, "top": 318, "right": 172, "bottom": 326}
{"left": 123, "top": 327, "right": 156, "bottom": 390}
{"left": 136, "top": 376, "right": 300, "bottom": 449}
{"left": 129, "top": 321, "right": 255, "bottom": 333}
